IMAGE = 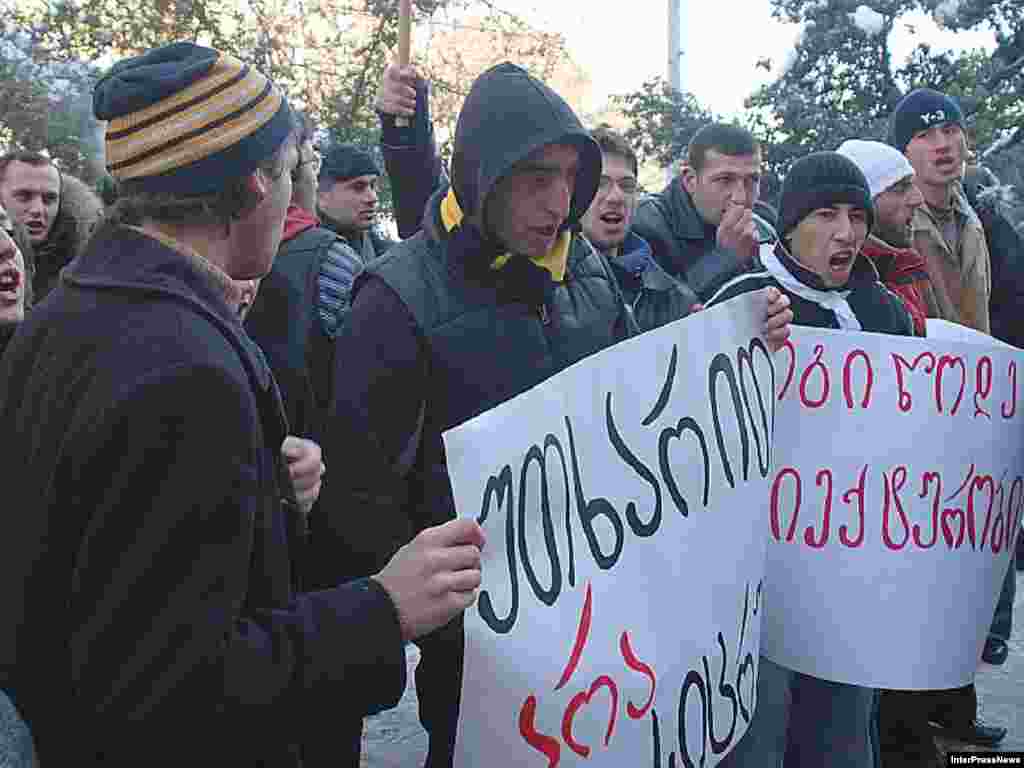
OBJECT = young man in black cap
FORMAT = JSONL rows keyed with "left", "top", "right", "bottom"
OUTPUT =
{"left": 0, "top": 42, "right": 486, "bottom": 766}
{"left": 714, "top": 151, "right": 913, "bottom": 768}
{"left": 889, "top": 88, "right": 991, "bottom": 334}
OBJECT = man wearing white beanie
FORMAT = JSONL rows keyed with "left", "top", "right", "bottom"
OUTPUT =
{"left": 837, "top": 139, "right": 934, "bottom": 335}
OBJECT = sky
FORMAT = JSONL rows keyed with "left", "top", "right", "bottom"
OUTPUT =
{"left": 495, "top": 0, "right": 997, "bottom": 117}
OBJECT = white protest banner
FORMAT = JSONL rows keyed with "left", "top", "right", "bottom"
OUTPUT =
{"left": 762, "top": 326, "right": 1024, "bottom": 690}
{"left": 927, "top": 318, "right": 1019, "bottom": 350}
{"left": 444, "top": 292, "right": 775, "bottom": 768}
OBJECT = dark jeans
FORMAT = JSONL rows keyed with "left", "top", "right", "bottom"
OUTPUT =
{"left": 414, "top": 615, "right": 464, "bottom": 768}
{"left": 989, "top": 547, "right": 1017, "bottom": 642}
{"left": 878, "top": 690, "right": 941, "bottom": 768}
{"left": 720, "top": 657, "right": 877, "bottom": 767}
{"left": 919, "top": 684, "right": 978, "bottom": 727}
{"left": 300, "top": 710, "right": 363, "bottom": 767}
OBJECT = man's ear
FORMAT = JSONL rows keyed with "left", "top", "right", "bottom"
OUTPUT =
{"left": 232, "top": 170, "right": 268, "bottom": 221}
{"left": 680, "top": 163, "right": 697, "bottom": 195}
{"left": 246, "top": 170, "right": 269, "bottom": 203}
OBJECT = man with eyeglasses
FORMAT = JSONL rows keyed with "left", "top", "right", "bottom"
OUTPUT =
{"left": 579, "top": 128, "right": 653, "bottom": 294}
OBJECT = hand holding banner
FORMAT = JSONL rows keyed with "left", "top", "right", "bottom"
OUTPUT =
{"left": 445, "top": 293, "right": 776, "bottom": 767}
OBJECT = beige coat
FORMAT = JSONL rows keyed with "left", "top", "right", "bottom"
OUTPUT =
{"left": 911, "top": 185, "right": 991, "bottom": 333}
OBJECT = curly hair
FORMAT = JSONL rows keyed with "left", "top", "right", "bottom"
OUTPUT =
{"left": 591, "top": 124, "right": 638, "bottom": 177}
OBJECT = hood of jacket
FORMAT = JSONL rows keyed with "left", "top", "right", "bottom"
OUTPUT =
{"left": 448, "top": 63, "right": 601, "bottom": 252}
{"left": 33, "top": 173, "right": 104, "bottom": 299}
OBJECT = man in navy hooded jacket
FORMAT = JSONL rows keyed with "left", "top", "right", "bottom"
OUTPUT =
{"left": 316, "top": 61, "right": 795, "bottom": 768}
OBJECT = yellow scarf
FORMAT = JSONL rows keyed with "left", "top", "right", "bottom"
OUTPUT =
{"left": 439, "top": 187, "right": 570, "bottom": 283}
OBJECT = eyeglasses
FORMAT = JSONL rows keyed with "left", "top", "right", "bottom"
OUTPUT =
{"left": 597, "top": 175, "right": 639, "bottom": 197}
{"left": 293, "top": 151, "right": 321, "bottom": 180}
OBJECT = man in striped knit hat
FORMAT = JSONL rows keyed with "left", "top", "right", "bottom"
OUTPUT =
{"left": 0, "top": 41, "right": 485, "bottom": 766}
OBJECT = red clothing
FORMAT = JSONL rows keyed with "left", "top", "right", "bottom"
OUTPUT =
{"left": 861, "top": 237, "right": 930, "bottom": 336}
{"left": 281, "top": 203, "right": 318, "bottom": 242}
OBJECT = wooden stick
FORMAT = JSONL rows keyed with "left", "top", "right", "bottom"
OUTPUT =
{"left": 396, "top": 0, "right": 412, "bottom": 127}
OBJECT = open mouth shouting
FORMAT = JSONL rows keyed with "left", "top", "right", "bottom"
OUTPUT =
{"left": 828, "top": 250, "right": 855, "bottom": 277}
{"left": 599, "top": 211, "right": 625, "bottom": 228}
{"left": 0, "top": 265, "right": 22, "bottom": 304}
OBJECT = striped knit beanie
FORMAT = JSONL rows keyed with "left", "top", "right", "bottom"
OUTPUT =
{"left": 94, "top": 42, "right": 292, "bottom": 194}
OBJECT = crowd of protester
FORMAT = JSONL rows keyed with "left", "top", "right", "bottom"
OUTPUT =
{"left": 0, "top": 38, "right": 1021, "bottom": 768}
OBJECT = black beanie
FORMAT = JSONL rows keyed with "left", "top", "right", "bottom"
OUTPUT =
{"left": 778, "top": 152, "right": 874, "bottom": 237}
{"left": 888, "top": 88, "right": 964, "bottom": 153}
{"left": 318, "top": 144, "right": 380, "bottom": 183}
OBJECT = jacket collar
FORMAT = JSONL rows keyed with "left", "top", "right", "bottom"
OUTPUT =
{"left": 611, "top": 231, "right": 654, "bottom": 275}
{"left": 917, "top": 183, "right": 982, "bottom": 230}
{"left": 282, "top": 204, "right": 319, "bottom": 242}
{"left": 767, "top": 240, "right": 879, "bottom": 293}
{"left": 862, "top": 235, "right": 926, "bottom": 274}
{"left": 666, "top": 177, "right": 711, "bottom": 240}
{"left": 761, "top": 241, "right": 872, "bottom": 331}
{"left": 62, "top": 225, "right": 273, "bottom": 391}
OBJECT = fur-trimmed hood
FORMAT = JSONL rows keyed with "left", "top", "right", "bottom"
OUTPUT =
{"left": 35, "top": 173, "right": 103, "bottom": 300}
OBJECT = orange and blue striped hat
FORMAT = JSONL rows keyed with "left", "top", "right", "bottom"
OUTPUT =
{"left": 94, "top": 42, "right": 292, "bottom": 194}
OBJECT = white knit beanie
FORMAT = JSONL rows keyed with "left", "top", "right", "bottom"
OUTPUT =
{"left": 835, "top": 139, "right": 916, "bottom": 200}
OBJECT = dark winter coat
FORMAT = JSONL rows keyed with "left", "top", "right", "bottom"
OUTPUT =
{"left": 313, "top": 61, "right": 629, "bottom": 581}
{"left": 0, "top": 226, "right": 405, "bottom": 766}
{"left": 631, "top": 176, "right": 776, "bottom": 328}
{"left": 312, "top": 62, "right": 632, "bottom": 768}
{"left": 0, "top": 324, "right": 14, "bottom": 360}
{"left": 964, "top": 184, "right": 1024, "bottom": 349}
